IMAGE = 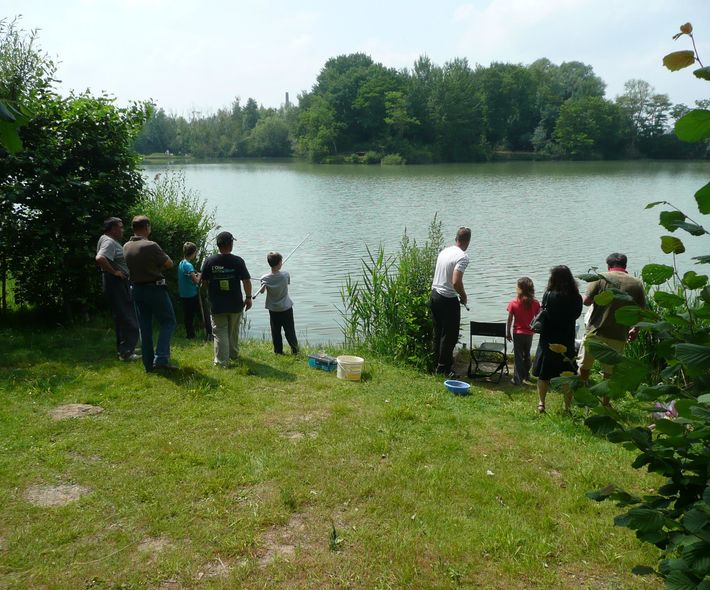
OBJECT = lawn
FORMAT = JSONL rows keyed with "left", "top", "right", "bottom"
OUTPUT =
{"left": 0, "top": 325, "right": 662, "bottom": 589}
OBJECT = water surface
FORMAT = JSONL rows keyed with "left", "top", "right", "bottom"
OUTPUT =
{"left": 142, "top": 160, "right": 709, "bottom": 344}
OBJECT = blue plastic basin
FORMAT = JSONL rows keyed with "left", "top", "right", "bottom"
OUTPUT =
{"left": 444, "top": 379, "right": 471, "bottom": 396}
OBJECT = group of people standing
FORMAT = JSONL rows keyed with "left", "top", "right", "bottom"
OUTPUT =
{"left": 430, "top": 227, "right": 646, "bottom": 413}
{"left": 95, "top": 216, "right": 298, "bottom": 373}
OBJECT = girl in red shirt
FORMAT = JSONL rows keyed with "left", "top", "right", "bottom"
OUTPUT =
{"left": 506, "top": 277, "right": 540, "bottom": 386}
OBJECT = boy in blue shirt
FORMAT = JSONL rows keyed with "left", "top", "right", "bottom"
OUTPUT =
{"left": 259, "top": 251, "right": 299, "bottom": 355}
{"left": 178, "top": 242, "right": 201, "bottom": 339}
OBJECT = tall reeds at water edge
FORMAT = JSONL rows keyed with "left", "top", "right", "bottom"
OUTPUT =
{"left": 340, "top": 216, "right": 443, "bottom": 370}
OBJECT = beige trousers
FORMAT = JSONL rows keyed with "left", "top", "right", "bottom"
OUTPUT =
{"left": 211, "top": 312, "right": 241, "bottom": 365}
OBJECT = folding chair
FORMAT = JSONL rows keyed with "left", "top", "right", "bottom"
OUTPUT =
{"left": 467, "top": 321, "right": 509, "bottom": 383}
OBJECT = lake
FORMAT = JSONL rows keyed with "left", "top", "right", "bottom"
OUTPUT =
{"left": 142, "top": 160, "right": 709, "bottom": 345}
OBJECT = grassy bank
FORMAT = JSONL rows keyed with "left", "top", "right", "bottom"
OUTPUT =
{"left": 0, "top": 325, "right": 662, "bottom": 589}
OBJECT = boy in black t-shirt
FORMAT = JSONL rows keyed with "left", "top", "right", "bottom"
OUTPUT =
{"left": 200, "top": 231, "right": 252, "bottom": 367}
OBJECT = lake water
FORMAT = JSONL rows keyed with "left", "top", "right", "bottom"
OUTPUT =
{"left": 142, "top": 160, "right": 709, "bottom": 345}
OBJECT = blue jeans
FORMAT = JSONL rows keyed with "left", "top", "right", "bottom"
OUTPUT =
{"left": 132, "top": 284, "right": 176, "bottom": 371}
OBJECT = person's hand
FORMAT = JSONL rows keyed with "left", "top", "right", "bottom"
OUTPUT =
{"left": 114, "top": 270, "right": 127, "bottom": 279}
{"left": 459, "top": 293, "right": 467, "bottom": 306}
{"left": 244, "top": 298, "right": 253, "bottom": 311}
{"left": 506, "top": 332, "right": 512, "bottom": 342}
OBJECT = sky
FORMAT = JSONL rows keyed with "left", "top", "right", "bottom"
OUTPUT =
{"left": 4, "top": 0, "right": 710, "bottom": 116}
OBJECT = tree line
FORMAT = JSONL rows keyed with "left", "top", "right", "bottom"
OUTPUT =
{"left": 135, "top": 53, "right": 708, "bottom": 163}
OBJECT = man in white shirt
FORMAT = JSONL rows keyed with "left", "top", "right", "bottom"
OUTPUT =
{"left": 430, "top": 227, "right": 471, "bottom": 374}
{"left": 95, "top": 217, "right": 139, "bottom": 361}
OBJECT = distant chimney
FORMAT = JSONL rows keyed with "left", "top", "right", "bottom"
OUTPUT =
{"left": 285, "top": 92, "right": 290, "bottom": 108}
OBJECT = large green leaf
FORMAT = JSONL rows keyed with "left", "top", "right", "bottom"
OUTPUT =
{"left": 663, "top": 50, "right": 696, "bottom": 71}
{"left": 675, "top": 109, "right": 710, "bottom": 143}
{"left": 684, "top": 510, "right": 709, "bottom": 534}
{"left": 627, "top": 507, "right": 665, "bottom": 532}
{"left": 683, "top": 271, "right": 708, "bottom": 290}
{"left": 0, "top": 120, "right": 23, "bottom": 154}
{"left": 665, "top": 570, "right": 697, "bottom": 590}
{"left": 642, "top": 263, "right": 674, "bottom": 285}
{"left": 661, "top": 235, "right": 686, "bottom": 254}
{"left": 609, "top": 359, "right": 649, "bottom": 396}
{"left": 637, "top": 383, "right": 680, "bottom": 401}
{"left": 696, "top": 182, "right": 710, "bottom": 215}
{"left": 675, "top": 343, "right": 710, "bottom": 369}
{"left": 594, "top": 290, "right": 614, "bottom": 306}
{"left": 670, "top": 221, "right": 707, "bottom": 236}
{"left": 694, "top": 66, "right": 710, "bottom": 81}
{"left": 587, "top": 339, "right": 625, "bottom": 365}
{"left": 609, "top": 288, "right": 635, "bottom": 303}
{"left": 660, "top": 210, "right": 686, "bottom": 232}
{"left": 584, "top": 415, "right": 621, "bottom": 435}
{"left": 615, "top": 305, "right": 644, "bottom": 326}
{"left": 654, "top": 291, "right": 685, "bottom": 308}
{"left": 577, "top": 271, "right": 605, "bottom": 282}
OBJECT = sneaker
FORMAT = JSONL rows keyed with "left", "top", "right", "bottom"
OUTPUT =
{"left": 153, "top": 363, "right": 179, "bottom": 371}
{"left": 119, "top": 353, "right": 140, "bottom": 362}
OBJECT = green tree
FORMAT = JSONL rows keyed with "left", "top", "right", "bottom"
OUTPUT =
{"left": 246, "top": 115, "right": 292, "bottom": 157}
{"left": 553, "top": 96, "right": 627, "bottom": 159}
{"left": 2, "top": 92, "right": 148, "bottom": 319}
{"left": 428, "top": 58, "right": 485, "bottom": 161}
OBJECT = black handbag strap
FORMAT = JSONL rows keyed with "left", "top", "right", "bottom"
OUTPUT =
{"left": 541, "top": 291, "right": 549, "bottom": 309}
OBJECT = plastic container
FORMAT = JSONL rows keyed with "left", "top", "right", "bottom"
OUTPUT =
{"left": 336, "top": 355, "right": 365, "bottom": 381}
{"left": 444, "top": 379, "right": 471, "bottom": 396}
{"left": 308, "top": 352, "right": 337, "bottom": 372}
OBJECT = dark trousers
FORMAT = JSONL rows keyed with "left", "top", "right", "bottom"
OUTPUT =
{"left": 181, "top": 296, "right": 200, "bottom": 339}
{"left": 512, "top": 333, "right": 533, "bottom": 384}
{"left": 269, "top": 308, "right": 299, "bottom": 354}
{"left": 102, "top": 273, "right": 139, "bottom": 358}
{"left": 132, "top": 284, "right": 176, "bottom": 371}
{"left": 429, "top": 290, "right": 461, "bottom": 374}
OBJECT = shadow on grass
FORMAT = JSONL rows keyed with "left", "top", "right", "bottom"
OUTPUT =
{"left": 150, "top": 366, "right": 220, "bottom": 389}
{"left": 236, "top": 357, "right": 296, "bottom": 382}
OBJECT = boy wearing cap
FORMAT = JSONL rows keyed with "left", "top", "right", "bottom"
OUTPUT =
{"left": 200, "top": 231, "right": 252, "bottom": 367}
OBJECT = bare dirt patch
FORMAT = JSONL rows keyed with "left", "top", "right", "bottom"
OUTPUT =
{"left": 49, "top": 403, "right": 103, "bottom": 420}
{"left": 258, "top": 513, "right": 308, "bottom": 567}
{"left": 231, "top": 480, "right": 279, "bottom": 508}
{"left": 195, "top": 557, "right": 233, "bottom": 580}
{"left": 547, "top": 469, "right": 567, "bottom": 488}
{"left": 23, "top": 484, "right": 90, "bottom": 507}
{"left": 138, "top": 536, "right": 173, "bottom": 556}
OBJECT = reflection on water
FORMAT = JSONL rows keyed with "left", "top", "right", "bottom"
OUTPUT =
{"left": 143, "top": 160, "right": 709, "bottom": 344}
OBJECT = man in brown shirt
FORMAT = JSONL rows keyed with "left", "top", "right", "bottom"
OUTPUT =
{"left": 123, "top": 215, "right": 177, "bottom": 372}
{"left": 578, "top": 252, "right": 647, "bottom": 384}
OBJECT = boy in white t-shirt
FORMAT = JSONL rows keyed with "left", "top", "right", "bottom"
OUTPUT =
{"left": 259, "top": 251, "right": 299, "bottom": 355}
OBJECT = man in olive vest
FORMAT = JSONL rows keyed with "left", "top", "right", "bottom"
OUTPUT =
{"left": 123, "top": 215, "right": 177, "bottom": 372}
{"left": 578, "top": 252, "right": 646, "bottom": 393}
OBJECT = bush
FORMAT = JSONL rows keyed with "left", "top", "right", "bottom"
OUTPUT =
{"left": 362, "top": 150, "right": 382, "bottom": 164}
{"left": 1, "top": 92, "right": 148, "bottom": 320}
{"left": 130, "top": 170, "right": 216, "bottom": 295}
{"left": 381, "top": 153, "right": 405, "bottom": 165}
{"left": 559, "top": 27, "right": 710, "bottom": 586}
{"left": 340, "top": 216, "right": 443, "bottom": 370}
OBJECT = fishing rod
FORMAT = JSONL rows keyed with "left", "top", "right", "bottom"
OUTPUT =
{"left": 252, "top": 232, "right": 311, "bottom": 301}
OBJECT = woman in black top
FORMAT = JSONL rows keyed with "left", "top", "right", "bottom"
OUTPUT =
{"left": 532, "top": 265, "right": 583, "bottom": 413}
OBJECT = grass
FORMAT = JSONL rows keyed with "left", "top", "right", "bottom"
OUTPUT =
{"left": 0, "top": 324, "right": 663, "bottom": 589}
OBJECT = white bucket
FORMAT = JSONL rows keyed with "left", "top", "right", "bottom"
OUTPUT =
{"left": 336, "top": 355, "right": 364, "bottom": 381}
